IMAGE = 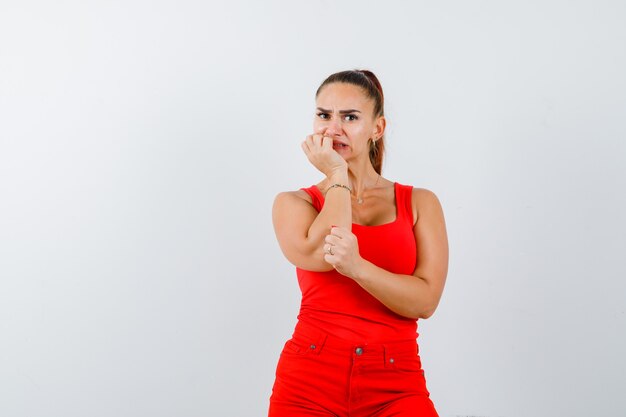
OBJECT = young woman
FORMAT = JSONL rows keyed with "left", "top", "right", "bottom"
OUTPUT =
{"left": 268, "top": 69, "right": 449, "bottom": 417}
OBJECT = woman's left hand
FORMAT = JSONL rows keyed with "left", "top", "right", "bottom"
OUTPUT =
{"left": 323, "top": 226, "right": 365, "bottom": 279}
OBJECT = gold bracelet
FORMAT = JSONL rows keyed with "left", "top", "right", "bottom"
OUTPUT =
{"left": 327, "top": 183, "right": 352, "bottom": 193}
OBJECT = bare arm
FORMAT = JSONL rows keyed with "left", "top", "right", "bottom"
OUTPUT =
{"left": 272, "top": 134, "right": 352, "bottom": 271}
{"left": 324, "top": 188, "right": 449, "bottom": 319}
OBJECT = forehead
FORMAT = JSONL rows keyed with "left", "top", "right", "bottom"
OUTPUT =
{"left": 316, "top": 82, "right": 373, "bottom": 111}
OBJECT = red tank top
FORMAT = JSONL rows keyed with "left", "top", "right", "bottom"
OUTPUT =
{"left": 296, "top": 182, "right": 419, "bottom": 343}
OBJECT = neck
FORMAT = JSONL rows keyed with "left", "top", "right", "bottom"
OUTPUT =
{"left": 347, "top": 159, "right": 380, "bottom": 199}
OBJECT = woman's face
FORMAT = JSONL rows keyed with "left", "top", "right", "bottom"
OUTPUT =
{"left": 314, "top": 82, "right": 383, "bottom": 161}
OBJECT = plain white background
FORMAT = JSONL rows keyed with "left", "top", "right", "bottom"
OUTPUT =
{"left": 1, "top": 1, "right": 625, "bottom": 416}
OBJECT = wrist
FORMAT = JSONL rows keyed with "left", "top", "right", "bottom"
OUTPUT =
{"left": 352, "top": 257, "right": 371, "bottom": 282}
{"left": 327, "top": 169, "right": 349, "bottom": 184}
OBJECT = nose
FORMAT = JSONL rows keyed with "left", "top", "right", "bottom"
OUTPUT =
{"left": 322, "top": 118, "right": 343, "bottom": 137}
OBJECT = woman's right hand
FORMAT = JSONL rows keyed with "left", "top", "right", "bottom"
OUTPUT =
{"left": 301, "top": 133, "right": 348, "bottom": 177}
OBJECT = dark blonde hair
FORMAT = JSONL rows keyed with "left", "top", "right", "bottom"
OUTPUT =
{"left": 315, "top": 69, "right": 386, "bottom": 174}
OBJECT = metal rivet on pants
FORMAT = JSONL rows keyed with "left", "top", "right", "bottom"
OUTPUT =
{"left": 310, "top": 344, "right": 316, "bottom": 350}
{"left": 355, "top": 347, "right": 363, "bottom": 355}
{"left": 389, "top": 358, "right": 395, "bottom": 363}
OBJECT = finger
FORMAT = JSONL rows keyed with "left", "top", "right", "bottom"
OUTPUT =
{"left": 301, "top": 141, "right": 311, "bottom": 156}
{"left": 330, "top": 226, "right": 347, "bottom": 237}
{"left": 321, "top": 136, "right": 334, "bottom": 150}
{"left": 323, "top": 243, "right": 332, "bottom": 253}
{"left": 324, "top": 234, "right": 341, "bottom": 246}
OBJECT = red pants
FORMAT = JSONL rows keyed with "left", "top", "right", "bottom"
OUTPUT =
{"left": 268, "top": 321, "right": 438, "bottom": 417}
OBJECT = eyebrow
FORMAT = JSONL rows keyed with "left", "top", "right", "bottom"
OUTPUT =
{"left": 316, "top": 107, "right": 362, "bottom": 114}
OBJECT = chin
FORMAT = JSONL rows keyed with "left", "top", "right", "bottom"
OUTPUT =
{"left": 334, "top": 147, "right": 351, "bottom": 157}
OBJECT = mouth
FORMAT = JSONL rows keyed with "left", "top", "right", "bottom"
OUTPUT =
{"left": 332, "top": 140, "right": 350, "bottom": 150}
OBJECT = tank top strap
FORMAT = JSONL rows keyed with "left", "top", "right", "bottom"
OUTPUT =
{"left": 300, "top": 185, "right": 324, "bottom": 212}
{"left": 394, "top": 182, "right": 415, "bottom": 225}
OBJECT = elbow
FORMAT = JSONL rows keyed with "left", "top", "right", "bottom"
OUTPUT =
{"left": 410, "top": 281, "right": 444, "bottom": 320}
{"left": 409, "top": 302, "right": 439, "bottom": 320}
{"left": 405, "top": 309, "right": 434, "bottom": 320}
{"left": 285, "top": 247, "right": 335, "bottom": 272}
{"left": 418, "top": 308, "right": 436, "bottom": 320}
{"left": 401, "top": 307, "right": 433, "bottom": 320}
{"left": 300, "top": 262, "right": 335, "bottom": 272}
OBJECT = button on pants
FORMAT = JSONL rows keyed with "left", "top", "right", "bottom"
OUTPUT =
{"left": 268, "top": 321, "right": 438, "bottom": 417}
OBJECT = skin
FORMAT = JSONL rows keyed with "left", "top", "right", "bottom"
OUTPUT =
{"left": 272, "top": 82, "right": 449, "bottom": 320}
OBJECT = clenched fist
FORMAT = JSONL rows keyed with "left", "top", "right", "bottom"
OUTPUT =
{"left": 301, "top": 134, "right": 348, "bottom": 177}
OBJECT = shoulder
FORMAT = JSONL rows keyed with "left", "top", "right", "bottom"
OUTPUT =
{"left": 273, "top": 187, "right": 316, "bottom": 212}
{"left": 272, "top": 187, "right": 321, "bottom": 229}
{"left": 410, "top": 187, "right": 444, "bottom": 223}
{"left": 390, "top": 181, "right": 439, "bottom": 203}
{"left": 411, "top": 187, "right": 441, "bottom": 203}
{"left": 274, "top": 189, "right": 312, "bottom": 205}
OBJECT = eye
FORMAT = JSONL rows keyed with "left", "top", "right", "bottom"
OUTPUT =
{"left": 344, "top": 114, "right": 358, "bottom": 121}
{"left": 316, "top": 112, "right": 329, "bottom": 119}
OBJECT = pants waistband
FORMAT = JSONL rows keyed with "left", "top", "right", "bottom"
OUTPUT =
{"left": 292, "top": 320, "right": 419, "bottom": 357}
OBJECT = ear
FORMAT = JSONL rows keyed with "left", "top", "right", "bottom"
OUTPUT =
{"left": 372, "top": 116, "right": 386, "bottom": 139}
